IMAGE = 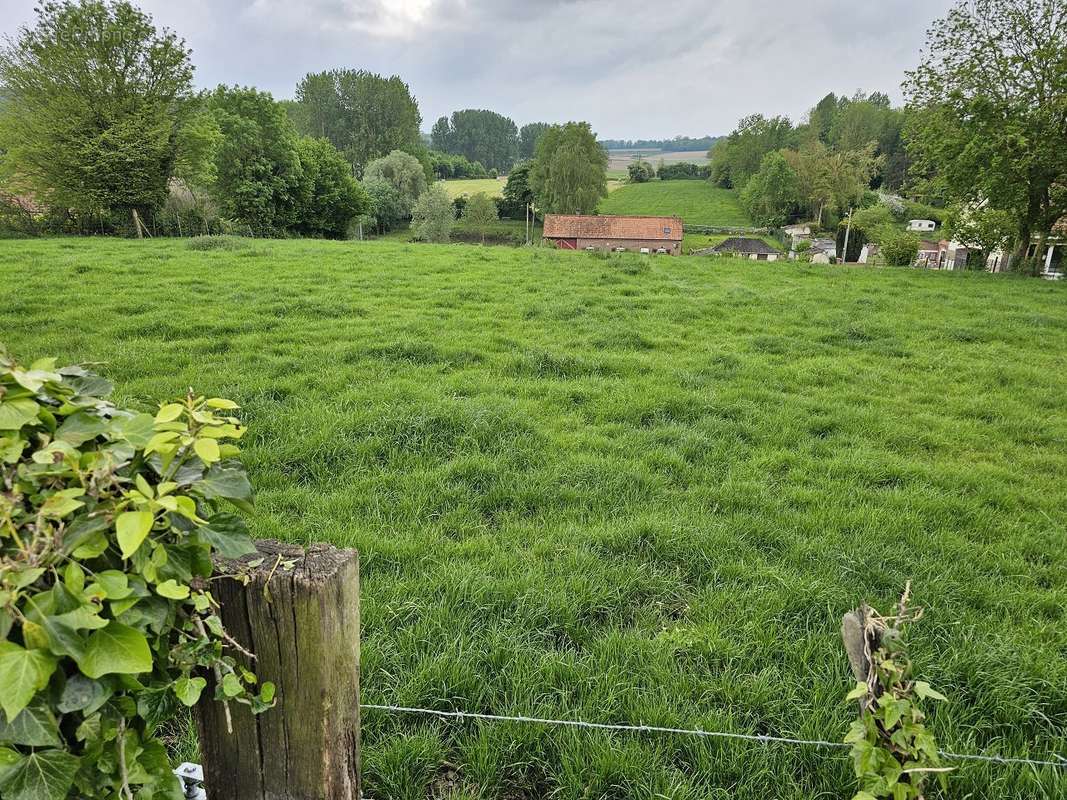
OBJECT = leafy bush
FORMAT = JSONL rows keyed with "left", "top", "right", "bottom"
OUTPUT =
{"left": 410, "top": 183, "right": 455, "bottom": 243}
{"left": 627, "top": 161, "right": 655, "bottom": 183}
{"left": 0, "top": 349, "right": 273, "bottom": 800}
{"left": 656, "top": 162, "right": 710, "bottom": 180}
{"left": 876, "top": 227, "right": 921, "bottom": 266}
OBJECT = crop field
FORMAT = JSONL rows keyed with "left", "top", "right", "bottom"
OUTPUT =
{"left": 599, "top": 181, "right": 751, "bottom": 226}
{"left": 2, "top": 238, "right": 1066, "bottom": 799}
{"left": 606, "top": 149, "right": 710, "bottom": 173}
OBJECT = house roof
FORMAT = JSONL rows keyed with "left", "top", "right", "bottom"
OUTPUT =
{"left": 542, "top": 214, "right": 683, "bottom": 242}
{"left": 710, "top": 237, "right": 780, "bottom": 255}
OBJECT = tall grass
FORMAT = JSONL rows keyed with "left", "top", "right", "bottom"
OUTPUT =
{"left": 599, "top": 181, "right": 751, "bottom": 226}
{"left": 2, "top": 238, "right": 1065, "bottom": 799}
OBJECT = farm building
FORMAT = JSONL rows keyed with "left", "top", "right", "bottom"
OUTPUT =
{"left": 542, "top": 214, "right": 683, "bottom": 254}
{"left": 703, "top": 237, "right": 782, "bottom": 261}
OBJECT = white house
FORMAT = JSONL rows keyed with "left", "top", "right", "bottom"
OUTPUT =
{"left": 907, "top": 219, "right": 937, "bottom": 232}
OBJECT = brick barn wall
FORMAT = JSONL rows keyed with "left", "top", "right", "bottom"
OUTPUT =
{"left": 573, "top": 238, "right": 681, "bottom": 254}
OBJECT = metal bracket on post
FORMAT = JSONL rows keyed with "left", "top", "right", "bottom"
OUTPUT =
{"left": 174, "top": 762, "right": 206, "bottom": 800}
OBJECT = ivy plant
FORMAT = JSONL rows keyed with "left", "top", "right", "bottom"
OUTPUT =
{"left": 844, "top": 586, "right": 951, "bottom": 800}
{"left": 0, "top": 348, "right": 273, "bottom": 800}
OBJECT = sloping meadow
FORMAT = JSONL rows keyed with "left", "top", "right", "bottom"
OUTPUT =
{"left": 2, "top": 238, "right": 1065, "bottom": 798}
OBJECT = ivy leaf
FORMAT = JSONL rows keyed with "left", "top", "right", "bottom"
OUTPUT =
{"left": 0, "top": 746, "right": 19, "bottom": 783}
{"left": 0, "top": 643, "right": 56, "bottom": 721}
{"left": 914, "top": 681, "right": 947, "bottom": 702}
{"left": 0, "top": 702, "right": 61, "bottom": 747}
{"left": 0, "top": 748, "right": 80, "bottom": 800}
{"left": 39, "top": 489, "right": 85, "bottom": 519}
{"left": 221, "top": 672, "right": 243, "bottom": 698}
{"left": 197, "top": 513, "right": 256, "bottom": 559}
{"left": 846, "top": 682, "right": 868, "bottom": 702}
{"left": 116, "top": 511, "right": 154, "bottom": 558}
{"left": 93, "top": 570, "right": 132, "bottom": 600}
{"left": 78, "top": 622, "right": 152, "bottom": 678}
{"left": 173, "top": 676, "right": 207, "bottom": 707}
{"left": 57, "top": 675, "right": 112, "bottom": 715}
{"left": 155, "top": 580, "right": 190, "bottom": 600}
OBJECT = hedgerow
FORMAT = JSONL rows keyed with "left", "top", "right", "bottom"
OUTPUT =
{"left": 0, "top": 348, "right": 272, "bottom": 800}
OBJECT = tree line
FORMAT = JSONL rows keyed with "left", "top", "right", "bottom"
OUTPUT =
{"left": 599, "top": 135, "right": 720, "bottom": 152}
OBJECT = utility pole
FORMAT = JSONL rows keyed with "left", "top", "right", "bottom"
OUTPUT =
{"left": 525, "top": 202, "right": 531, "bottom": 246}
{"left": 842, "top": 207, "right": 854, "bottom": 264}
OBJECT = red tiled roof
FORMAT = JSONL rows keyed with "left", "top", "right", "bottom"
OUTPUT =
{"left": 543, "top": 214, "right": 683, "bottom": 242}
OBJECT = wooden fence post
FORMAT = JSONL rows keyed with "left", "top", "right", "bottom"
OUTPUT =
{"left": 195, "top": 539, "right": 360, "bottom": 799}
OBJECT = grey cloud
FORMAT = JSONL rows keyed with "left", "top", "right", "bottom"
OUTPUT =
{"left": 0, "top": 0, "right": 957, "bottom": 137}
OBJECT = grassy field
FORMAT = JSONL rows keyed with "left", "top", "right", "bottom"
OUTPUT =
{"left": 441, "top": 178, "right": 507, "bottom": 199}
{"left": 3, "top": 238, "right": 1066, "bottom": 800}
{"left": 599, "top": 181, "right": 751, "bottom": 226}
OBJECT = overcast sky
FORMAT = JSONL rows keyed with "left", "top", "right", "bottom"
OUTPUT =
{"left": 0, "top": 0, "right": 956, "bottom": 139}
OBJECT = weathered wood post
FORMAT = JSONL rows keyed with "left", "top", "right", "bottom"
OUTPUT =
{"left": 195, "top": 539, "right": 361, "bottom": 799}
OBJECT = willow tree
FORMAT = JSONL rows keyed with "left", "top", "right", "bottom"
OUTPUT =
{"left": 529, "top": 122, "right": 607, "bottom": 215}
{"left": 0, "top": 1, "right": 194, "bottom": 231}
{"left": 904, "top": 0, "right": 1067, "bottom": 270}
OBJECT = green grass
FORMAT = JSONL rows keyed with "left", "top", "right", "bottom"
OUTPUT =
{"left": 441, "top": 178, "right": 507, "bottom": 199}
{"left": 3, "top": 238, "right": 1066, "bottom": 800}
{"left": 599, "top": 181, "right": 751, "bottom": 226}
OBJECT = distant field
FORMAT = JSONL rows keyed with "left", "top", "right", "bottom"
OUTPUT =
{"left": 441, "top": 178, "right": 506, "bottom": 198}
{"left": 607, "top": 148, "right": 710, "bottom": 173}
{"left": 599, "top": 180, "right": 751, "bottom": 226}
{"left": 3, "top": 238, "right": 1065, "bottom": 800}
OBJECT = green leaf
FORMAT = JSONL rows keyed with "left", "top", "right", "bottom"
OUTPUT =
{"left": 116, "top": 510, "right": 154, "bottom": 558}
{"left": 0, "top": 399, "right": 39, "bottom": 431}
{"left": 38, "top": 489, "right": 85, "bottom": 519}
{"left": 155, "top": 403, "right": 184, "bottom": 423}
{"left": 94, "top": 570, "right": 132, "bottom": 600}
{"left": 0, "top": 748, "right": 80, "bottom": 800}
{"left": 193, "top": 437, "right": 220, "bottom": 464}
{"left": 0, "top": 746, "right": 19, "bottom": 783}
{"left": 846, "top": 682, "right": 868, "bottom": 702}
{"left": 173, "top": 676, "right": 207, "bottom": 707}
{"left": 78, "top": 622, "right": 152, "bottom": 678}
{"left": 155, "top": 580, "right": 189, "bottom": 600}
{"left": 55, "top": 411, "right": 107, "bottom": 445}
{"left": 109, "top": 412, "right": 155, "bottom": 448}
{"left": 259, "top": 682, "right": 276, "bottom": 703}
{"left": 221, "top": 672, "right": 243, "bottom": 698}
{"left": 57, "top": 675, "right": 111, "bottom": 715}
{"left": 0, "top": 643, "right": 56, "bottom": 721}
{"left": 197, "top": 513, "right": 256, "bottom": 559}
{"left": 205, "top": 398, "right": 239, "bottom": 409}
{"left": 196, "top": 464, "right": 253, "bottom": 510}
{"left": 914, "top": 681, "right": 947, "bottom": 702}
{"left": 0, "top": 702, "right": 61, "bottom": 747}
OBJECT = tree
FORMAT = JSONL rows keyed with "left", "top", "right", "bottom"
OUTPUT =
{"left": 363, "top": 177, "right": 406, "bottom": 233}
{"left": 945, "top": 203, "right": 1017, "bottom": 263}
{"left": 205, "top": 86, "right": 304, "bottom": 235}
{"left": 499, "top": 161, "right": 534, "bottom": 219}
{"left": 707, "top": 114, "right": 795, "bottom": 188}
{"left": 0, "top": 0, "right": 194, "bottom": 230}
{"left": 528, "top": 122, "right": 608, "bottom": 215}
{"left": 293, "top": 137, "right": 368, "bottom": 238}
{"left": 292, "top": 69, "right": 422, "bottom": 174}
{"left": 410, "top": 183, "right": 455, "bottom": 243}
{"left": 627, "top": 160, "right": 655, "bottom": 183}
{"left": 363, "top": 149, "right": 427, "bottom": 217}
{"left": 518, "top": 122, "right": 551, "bottom": 159}
{"left": 904, "top": 0, "right": 1067, "bottom": 270}
{"left": 739, "top": 151, "right": 801, "bottom": 226}
{"left": 463, "top": 191, "right": 498, "bottom": 244}
{"left": 431, "top": 109, "right": 518, "bottom": 172}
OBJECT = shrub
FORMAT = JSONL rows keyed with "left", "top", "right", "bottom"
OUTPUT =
{"left": 411, "top": 183, "right": 455, "bottom": 243}
{"left": 0, "top": 349, "right": 273, "bottom": 800}
{"left": 876, "top": 227, "right": 921, "bottom": 266}
{"left": 462, "top": 192, "right": 499, "bottom": 245}
{"left": 656, "top": 162, "right": 710, "bottom": 180}
{"left": 627, "top": 161, "right": 655, "bottom": 183}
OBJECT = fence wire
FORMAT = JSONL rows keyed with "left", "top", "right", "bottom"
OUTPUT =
{"left": 361, "top": 703, "right": 1067, "bottom": 770}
